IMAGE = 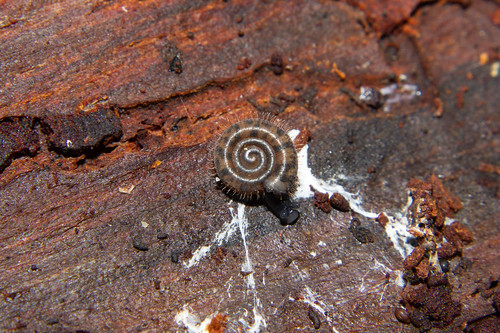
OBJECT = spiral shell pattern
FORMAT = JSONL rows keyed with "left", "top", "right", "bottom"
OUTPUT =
{"left": 214, "top": 118, "right": 298, "bottom": 198}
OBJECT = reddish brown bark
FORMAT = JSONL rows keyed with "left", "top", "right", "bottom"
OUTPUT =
{"left": 1, "top": 1, "right": 499, "bottom": 332}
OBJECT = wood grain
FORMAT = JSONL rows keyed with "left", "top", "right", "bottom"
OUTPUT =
{"left": 1, "top": 0, "right": 499, "bottom": 332}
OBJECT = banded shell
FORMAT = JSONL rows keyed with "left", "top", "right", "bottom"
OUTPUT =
{"left": 214, "top": 118, "right": 298, "bottom": 198}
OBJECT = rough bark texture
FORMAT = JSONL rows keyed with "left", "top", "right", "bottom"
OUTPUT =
{"left": 1, "top": 0, "right": 499, "bottom": 332}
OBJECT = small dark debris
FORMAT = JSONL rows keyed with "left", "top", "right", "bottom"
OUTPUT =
{"left": 448, "top": 221, "right": 474, "bottom": 244}
{"left": 170, "top": 116, "right": 188, "bottom": 132}
{"left": 351, "top": 227, "right": 374, "bottom": 243}
{"left": 30, "top": 264, "right": 38, "bottom": 271}
{"left": 187, "top": 31, "right": 195, "bottom": 39}
{"left": 134, "top": 128, "right": 163, "bottom": 150}
{"left": 439, "top": 258, "right": 450, "bottom": 272}
{"left": 44, "top": 108, "right": 122, "bottom": 157}
{"left": 348, "top": 218, "right": 374, "bottom": 244}
{"left": 437, "top": 242, "right": 457, "bottom": 259}
{"left": 403, "top": 269, "right": 422, "bottom": 285}
{"left": 375, "top": 212, "right": 389, "bottom": 227}
{"left": 346, "top": 128, "right": 355, "bottom": 144}
{"left": 480, "top": 289, "right": 495, "bottom": 299}
{"left": 171, "top": 251, "right": 179, "bottom": 263}
{"left": 283, "top": 257, "right": 293, "bottom": 268}
{"left": 264, "top": 193, "right": 300, "bottom": 225}
{"left": 132, "top": 237, "right": 149, "bottom": 251}
{"left": 154, "top": 279, "right": 161, "bottom": 290}
{"left": 423, "top": 175, "right": 463, "bottom": 215}
{"left": 404, "top": 175, "right": 472, "bottom": 292}
{"left": 403, "top": 246, "right": 425, "bottom": 270}
{"left": 307, "top": 305, "right": 321, "bottom": 329}
{"left": 270, "top": 53, "right": 284, "bottom": 75}
{"left": 313, "top": 190, "right": 331, "bottom": 213}
{"left": 157, "top": 231, "right": 169, "bottom": 240}
{"left": 237, "top": 30, "right": 244, "bottom": 37}
{"left": 442, "top": 225, "right": 464, "bottom": 252}
{"left": 236, "top": 57, "right": 252, "bottom": 70}
{"left": 402, "top": 282, "right": 462, "bottom": 331}
{"left": 407, "top": 175, "right": 452, "bottom": 228}
{"left": 329, "top": 193, "right": 350, "bottom": 212}
{"left": 489, "top": 279, "right": 499, "bottom": 291}
{"left": 359, "top": 87, "right": 385, "bottom": 109}
{"left": 394, "top": 307, "right": 411, "bottom": 324}
{"left": 169, "top": 54, "right": 183, "bottom": 74}
{"left": 5, "top": 291, "right": 19, "bottom": 301}
{"left": 163, "top": 42, "right": 183, "bottom": 74}
{"left": 0, "top": 117, "right": 40, "bottom": 172}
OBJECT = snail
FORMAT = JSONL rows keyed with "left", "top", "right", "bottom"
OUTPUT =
{"left": 213, "top": 118, "right": 300, "bottom": 224}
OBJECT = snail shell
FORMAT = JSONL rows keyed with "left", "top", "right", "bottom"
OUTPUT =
{"left": 214, "top": 118, "right": 298, "bottom": 198}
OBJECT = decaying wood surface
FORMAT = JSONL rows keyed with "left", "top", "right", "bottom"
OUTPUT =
{"left": 1, "top": 0, "right": 499, "bottom": 332}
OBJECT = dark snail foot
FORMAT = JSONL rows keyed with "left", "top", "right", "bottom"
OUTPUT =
{"left": 264, "top": 192, "right": 300, "bottom": 225}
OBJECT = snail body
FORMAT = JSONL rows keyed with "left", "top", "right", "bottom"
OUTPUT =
{"left": 213, "top": 118, "right": 298, "bottom": 199}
